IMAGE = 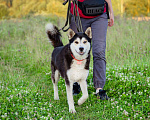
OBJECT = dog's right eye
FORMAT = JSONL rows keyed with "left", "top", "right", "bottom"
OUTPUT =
{"left": 75, "top": 41, "right": 79, "bottom": 44}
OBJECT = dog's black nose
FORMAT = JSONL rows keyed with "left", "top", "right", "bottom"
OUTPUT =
{"left": 79, "top": 47, "right": 84, "bottom": 52}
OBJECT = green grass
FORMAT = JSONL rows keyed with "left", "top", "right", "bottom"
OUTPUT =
{"left": 0, "top": 15, "right": 150, "bottom": 119}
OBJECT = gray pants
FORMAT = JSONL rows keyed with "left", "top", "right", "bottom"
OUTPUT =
{"left": 70, "top": 13, "right": 108, "bottom": 89}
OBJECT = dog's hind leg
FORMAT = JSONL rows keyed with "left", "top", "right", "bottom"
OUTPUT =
{"left": 53, "top": 70, "right": 60, "bottom": 100}
{"left": 66, "top": 81, "right": 76, "bottom": 113}
{"left": 51, "top": 63, "right": 60, "bottom": 100}
{"left": 78, "top": 80, "right": 88, "bottom": 105}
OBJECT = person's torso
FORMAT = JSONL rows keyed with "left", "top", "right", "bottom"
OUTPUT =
{"left": 70, "top": 0, "right": 106, "bottom": 19}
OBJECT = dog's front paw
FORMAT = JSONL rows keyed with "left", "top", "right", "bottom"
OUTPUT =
{"left": 78, "top": 94, "right": 88, "bottom": 105}
{"left": 78, "top": 99, "right": 83, "bottom": 105}
{"left": 69, "top": 109, "right": 76, "bottom": 113}
{"left": 78, "top": 97, "right": 87, "bottom": 105}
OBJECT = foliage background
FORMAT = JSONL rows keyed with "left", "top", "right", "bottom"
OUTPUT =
{"left": 0, "top": 15, "right": 149, "bottom": 119}
{"left": 0, "top": 0, "right": 150, "bottom": 19}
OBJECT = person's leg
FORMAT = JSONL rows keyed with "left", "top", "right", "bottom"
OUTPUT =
{"left": 91, "top": 13, "right": 108, "bottom": 91}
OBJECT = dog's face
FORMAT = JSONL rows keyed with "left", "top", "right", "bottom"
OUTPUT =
{"left": 68, "top": 28, "right": 92, "bottom": 59}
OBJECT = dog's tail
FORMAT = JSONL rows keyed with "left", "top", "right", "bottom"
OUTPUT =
{"left": 45, "top": 23, "right": 63, "bottom": 48}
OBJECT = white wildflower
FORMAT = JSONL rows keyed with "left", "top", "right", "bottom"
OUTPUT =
{"left": 15, "top": 112, "right": 18, "bottom": 115}
{"left": 123, "top": 110, "right": 128, "bottom": 116}
{"left": 134, "top": 115, "right": 136, "bottom": 118}
{"left": 138, "top": 91, "right": 142, "bottom": 95}
{"left": 115, "top": 101, "right": 118, "bottom": 104}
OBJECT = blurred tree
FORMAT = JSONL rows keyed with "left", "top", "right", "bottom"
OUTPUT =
{"left": 0, "top": 0, "right": 149, "bottom": 18}
{"left": 0, "top": 4, "right": 9, "bottom": 19}
{"left": 124, "top": 0, "right": 149, "bottom": 16}
{"left": 46, "top": 0, "right": 67, "bottom": 17}
{"left": 6, "top": 0, "right": 13, "bottom": 7}
{"left": 111, "top": 0, "right": 129, "bottom": 16}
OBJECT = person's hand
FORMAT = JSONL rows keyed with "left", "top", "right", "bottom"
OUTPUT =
{"left": 108, "top": 13, "right": 114, "bottom": 27}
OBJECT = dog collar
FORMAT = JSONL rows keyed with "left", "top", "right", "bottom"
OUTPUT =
{"left": 70, "top": 53, "right": 85, "bottom": 65}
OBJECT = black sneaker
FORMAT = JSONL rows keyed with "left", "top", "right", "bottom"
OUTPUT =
{"left": 98, "top": 89, "right": 109, "bottom": 100}
{"left": 73, "top": 82, "right": 80, "bottom": 95}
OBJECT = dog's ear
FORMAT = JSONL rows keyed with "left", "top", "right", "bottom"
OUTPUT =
{"left": 85, "top": 27, "right": 92, "bottom": 38}
{"left": 68, "top": 29, "right": 75, "bottom": 39}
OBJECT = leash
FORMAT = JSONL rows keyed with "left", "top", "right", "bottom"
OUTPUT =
{"left": 61, "top": 0, "right": 83, "bottom": 32}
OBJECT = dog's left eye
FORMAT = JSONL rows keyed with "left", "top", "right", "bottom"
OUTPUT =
{"left": 75, "top": 41, "right": 79, "bottom": 44}
{"left": 83, "top": 41, "right": 87, "bottom": 44}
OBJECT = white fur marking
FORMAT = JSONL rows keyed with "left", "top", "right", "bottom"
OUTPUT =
{"left": 78, "top": 80, "right": 88, "bottom": 105}
{"left": 66, "top": 83, "right": 76, "bottom": 113}
{"left": 70, "top": 37, "right": 90, "bottom": 60}
{"left": 67, "top": 59, "right": 89, "bottom": 107}
{"left": 67, "top": 59, "right": 89, "bottom": 83}
{"left": 53, "top": 70, "right": 59, "bottom": 100}
{"left": 45, "top": 23, "right": 56, "bottom": 34}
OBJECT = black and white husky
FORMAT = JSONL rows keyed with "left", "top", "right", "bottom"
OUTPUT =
{"left": 45, "top": 23, "right": 91, "bottom": 113}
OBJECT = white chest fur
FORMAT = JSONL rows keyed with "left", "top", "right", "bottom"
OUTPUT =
{"left": 67, "top": 59, "right": 89, "bottom": 82}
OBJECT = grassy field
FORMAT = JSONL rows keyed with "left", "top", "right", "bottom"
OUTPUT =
{"left": 0, "top": 15, "right": 150, "bottom": 119}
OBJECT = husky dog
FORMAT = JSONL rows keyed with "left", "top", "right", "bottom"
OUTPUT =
{"left": 45, "top": 23, "right": 91, "bottom": 113}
